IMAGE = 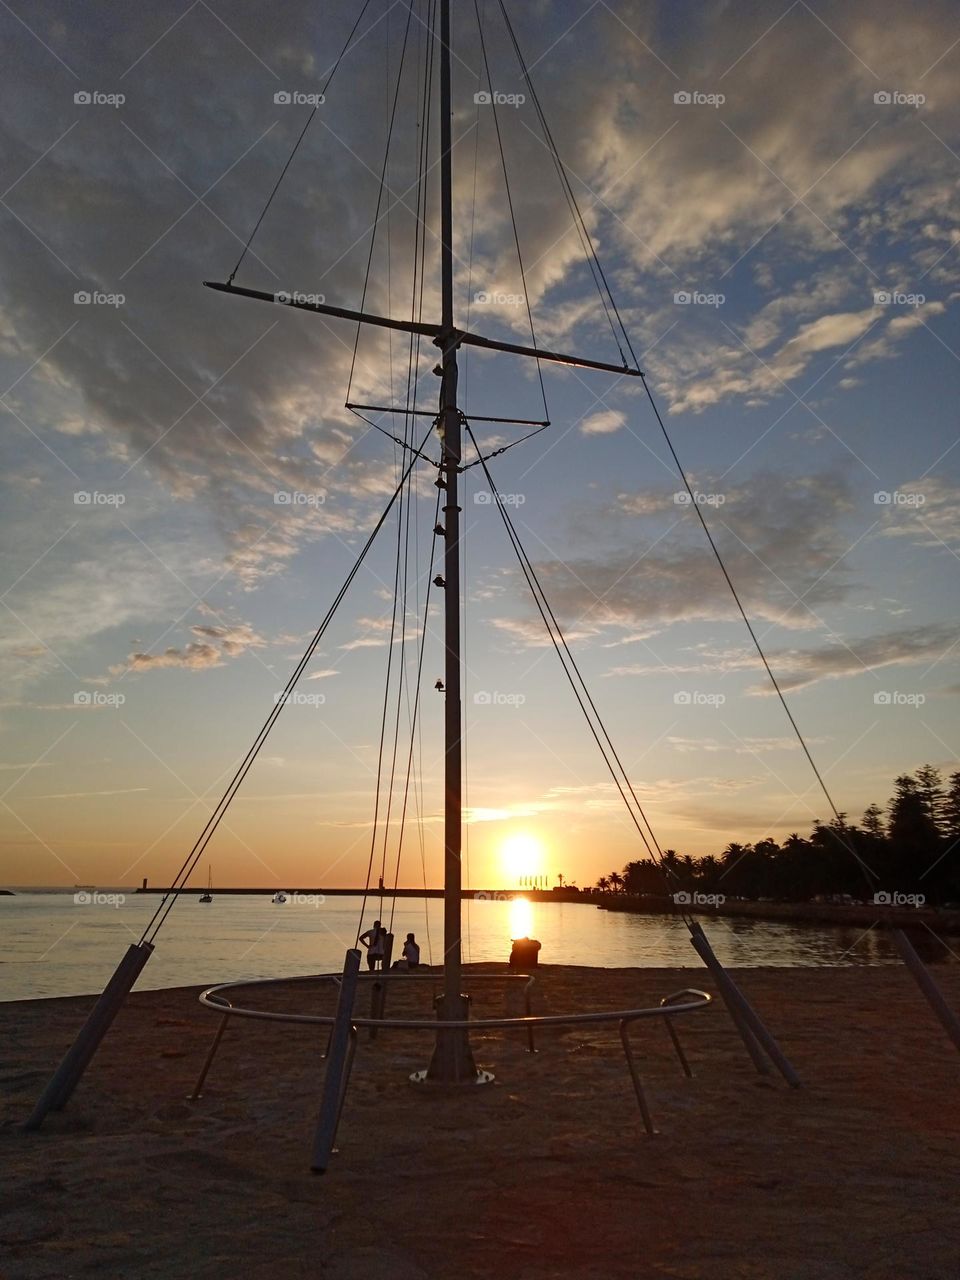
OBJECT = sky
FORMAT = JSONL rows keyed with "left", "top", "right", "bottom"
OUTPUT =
{"left": 0, "top": 0, "right": 957, "bottom": 892}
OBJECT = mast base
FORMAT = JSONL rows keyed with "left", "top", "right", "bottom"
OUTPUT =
{"left": 418, "top": 992, "right": 490, "bottom": 1083}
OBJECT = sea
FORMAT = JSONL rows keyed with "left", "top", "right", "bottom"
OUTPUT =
{"left": 2, "top": 888, "right": 951, "bottom": 1002}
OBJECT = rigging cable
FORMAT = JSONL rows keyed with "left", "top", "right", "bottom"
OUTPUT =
{"left": 495, "top": 0, "right": 638, "bottom": 370}
{"left": 636, "top": 376, "right": 876, "bottom": 883}
{"left": 464, "top": 422, "right": 690, "bottom": 920}
{"left": 140, "top": 419, "right": 437, "bottom": 947}
{"left": 473, "top": 0, "right": 550, "bottom": 425}
{"left": 227, "top": 0, "right": 377, "bottom": 285}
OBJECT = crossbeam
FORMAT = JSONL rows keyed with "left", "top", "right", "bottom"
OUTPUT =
{"left": 346, "top": 402, "right": 550, "bottom": 427}
{"left": 204, "top": 281, "right": 643, "bottom": 378}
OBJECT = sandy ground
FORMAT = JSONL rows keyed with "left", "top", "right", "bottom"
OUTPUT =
{"left": 2, "top": 963, "right": 959, "bottom": 1280}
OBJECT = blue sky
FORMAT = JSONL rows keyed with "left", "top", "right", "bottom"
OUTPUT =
{"left": 0, "top": 0, "right": 957, "bottom": 890}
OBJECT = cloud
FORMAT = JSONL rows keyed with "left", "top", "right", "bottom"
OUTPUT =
{"left": 580, "top": 409, "right": 626, "bottom": 436}
{"left": 114, "top": 621, "right": 265, "bottom": 673}
{"left": 492, "top": 470, "right": 857, "bottom": 644}
{"left": 611, "top": 624, "right": 957, "bottom": 693}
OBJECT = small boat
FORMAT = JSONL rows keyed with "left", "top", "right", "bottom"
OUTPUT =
{"left": 271, "top": 891, "right": 288, "bottom": 905}
{"left": 199, "top": 866, "right": 213, "bottom": 904}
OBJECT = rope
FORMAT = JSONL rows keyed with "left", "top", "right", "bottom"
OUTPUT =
{"left": 227, "top": 0, "right": 377, "bottom": 284}
{"left": 140, "top": 422, "right": 435, "bottom": 947}
{"left": 464, "top": 423, "right": 690, "bottom": 918}
{"left": 495, "top": 0, "right": 638, "bottom": 370}
{"left": 472, "top": 0, "right": 549, "bottom": 425}
{"left": 636, "top": 377, "right": 876, "bottom": 883}
{"left": 346, "top": 0, "right": 416, "bottom": 404}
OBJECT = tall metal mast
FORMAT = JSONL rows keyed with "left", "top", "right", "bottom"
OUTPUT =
{"left": 428, "top": 0, "right": 477, "bottom": 1081}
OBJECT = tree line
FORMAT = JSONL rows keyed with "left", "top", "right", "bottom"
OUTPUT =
{"left": 593, "top": 765, "right": 960, "bottom": 905}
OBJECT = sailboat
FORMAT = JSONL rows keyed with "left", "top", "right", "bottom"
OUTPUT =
{"left": 199, "top": 867, "right": 212, "bottom": 904}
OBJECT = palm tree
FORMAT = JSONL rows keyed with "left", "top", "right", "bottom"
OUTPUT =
{"left": 609, "top": 870, "right": 624, "bottom": 893}
{"left": 597, "top": 876, "right": 610, "bottom": 893}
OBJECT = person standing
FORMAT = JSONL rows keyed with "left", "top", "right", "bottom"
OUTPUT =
{"left": 359, "top": 919, "right": 387, "bottom": 971}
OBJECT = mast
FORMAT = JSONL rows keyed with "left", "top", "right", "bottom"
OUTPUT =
{"left": 429, "top": 0, "right": 477, "bottom": 1081}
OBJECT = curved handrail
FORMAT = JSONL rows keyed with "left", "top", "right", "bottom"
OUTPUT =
{"left": 198, "top": 973, "right": 711, "bottom": 1030}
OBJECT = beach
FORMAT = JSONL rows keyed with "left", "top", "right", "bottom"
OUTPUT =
{"left": 2, "top": 962, "right": 959, "bottom": 1279}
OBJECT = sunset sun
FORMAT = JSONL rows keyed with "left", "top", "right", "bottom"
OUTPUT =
{"left": 499, "top": 831, "right": 547, "bottom": 885}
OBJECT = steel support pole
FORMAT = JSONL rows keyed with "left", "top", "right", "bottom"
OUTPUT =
{"left": 25, "top": 941, "right": 155, "bottom": 1130}
{"left": 311, "top": 948, "right": 361, "bottom": 1172}
{"left": 892, "top": 928, "right": 960, "bottom": 1053}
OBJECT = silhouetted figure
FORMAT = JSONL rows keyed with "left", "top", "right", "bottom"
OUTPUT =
{"left": 359, "top": 919, "right": 387, "bottom": 971}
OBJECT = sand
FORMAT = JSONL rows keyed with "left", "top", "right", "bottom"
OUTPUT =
{"left": 2, "top": 963, "right": 959, "bottom": 1280}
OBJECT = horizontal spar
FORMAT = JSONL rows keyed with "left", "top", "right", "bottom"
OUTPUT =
{"left": 203, "top": 281, "right": 442, "bottom": 338}
{"left": 204, "top": 281, "right": 642, "bottom": 377}
{"left": 456, "top": 329, "right": 644, "bottom": 377}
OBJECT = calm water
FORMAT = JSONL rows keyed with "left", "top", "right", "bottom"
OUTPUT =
{"left": 0, "top": 890, "right": 948, "bottom": 1002}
